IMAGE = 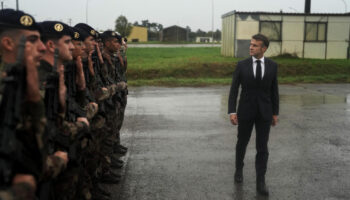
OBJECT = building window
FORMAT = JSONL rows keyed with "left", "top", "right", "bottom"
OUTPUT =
{"left": 259, "top": 21, "right": 282, "bottom": 41}
{"left": 305, "top": 22, "right": 327, "bottom": 42}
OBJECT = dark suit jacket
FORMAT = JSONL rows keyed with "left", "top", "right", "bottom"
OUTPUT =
{"left": 228, "top": 57, "right": 279, "bottom": 121}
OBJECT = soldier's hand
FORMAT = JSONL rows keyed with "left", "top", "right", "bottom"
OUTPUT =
{"left": 54, "top": 151, "right": 69, "bottom": 165}
{"left": 58, "top": 64, "right": 67, "bottom": 111}
{"left": 24, "top": 42, "right": 36, "bottom": 71}
{"left": 12, "top": 174, "right": 36, "bottom": 191}
{"left": 230, "top": 114, "right": 238, "bottom": 125}
{"left": 87, "top": 51, "right": 95, "bottom": 76}
{"left": 87, "top": 102, "right": 98, "bottom": 119}
{"left": 94, "top": 43, "right": 104, "bottom": 64}
{"left": 75, "top": 56, "right": 86, "bottom": 90}
{"left": 77, "top": 117, "right": 90, "bottom": 127}
{"left": 103, "top": 51, "right": 113, "bottom": 66}
{"left": 24, "top": 41, "right": 41, "bottom": 102}
{"left": 90, "top": 102, "right": 98, "bottom": 109}
{"left": 75, "top": 56, "right": 83, "bottom": 72}
{"left": 116, "top": 81, "right": 126, "bottom": 90}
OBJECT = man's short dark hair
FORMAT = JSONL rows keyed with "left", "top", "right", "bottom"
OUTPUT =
{"left": 252, "top": 34, "right": 269, "bottom": 48}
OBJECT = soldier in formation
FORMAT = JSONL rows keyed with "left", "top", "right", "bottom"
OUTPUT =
{"left": 0, "top": 9, "right": 129, "bottom": 200}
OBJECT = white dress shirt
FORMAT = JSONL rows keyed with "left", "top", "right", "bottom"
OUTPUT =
{"left": 229, "top": 56, "right": 265, "bottom": 116}
{"left": 252, "top": 56, "right": 265, "bottom": 79}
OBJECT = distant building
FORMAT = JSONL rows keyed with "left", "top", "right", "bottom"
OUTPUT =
{"left": 196, "top": 37, "right": 213, "bottom": 43}
{"left": 128, "top": 26, "right": 148, "bottom": 42}
{"left": 161, "top": 25, "right": 189, "bottom": 42}
{"left": 221, "top": 10, "right": 350, "bottom": 59}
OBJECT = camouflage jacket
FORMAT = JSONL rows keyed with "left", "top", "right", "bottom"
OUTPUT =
{"left": 0, "top": 183, "right": 35, "bottom": 200}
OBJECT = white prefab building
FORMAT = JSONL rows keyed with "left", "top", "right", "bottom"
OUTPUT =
{"left": 221, "top": 11, "right": 350, "bottom": 59}
{"left": 196, "top": 37, "right": 213, "bottom": 43}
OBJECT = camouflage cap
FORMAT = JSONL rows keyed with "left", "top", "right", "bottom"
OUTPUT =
{"left": 0, "top": 9, "right": 40, "bottom": 31}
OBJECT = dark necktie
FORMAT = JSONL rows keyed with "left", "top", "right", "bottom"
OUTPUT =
{"left": 256, "top": 60, "right": 261, "bottom": 81}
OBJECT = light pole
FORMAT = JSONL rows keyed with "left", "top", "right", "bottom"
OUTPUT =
{"left": 211, "top": 0, "right": 214, "bottom": 43}
{"left": 86, "top": 0, "right": 89, "bottom": 24}
{"left": 340, "top": 0, "right": 348, "bottom": 12}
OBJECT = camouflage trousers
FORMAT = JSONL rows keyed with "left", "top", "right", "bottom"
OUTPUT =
{"left": 53, "top": 165, "right": 80, "bottom": 200}
{"left": 115, "top": 93, "right": 127, "bottom": 145}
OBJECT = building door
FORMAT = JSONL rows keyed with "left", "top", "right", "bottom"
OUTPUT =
{"left": 236, "top": 40, "right": 250, "bottom": 58}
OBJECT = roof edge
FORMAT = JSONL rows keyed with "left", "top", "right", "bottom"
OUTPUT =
{"left": 222, "top": 10, "right": 350, "bottom": 18}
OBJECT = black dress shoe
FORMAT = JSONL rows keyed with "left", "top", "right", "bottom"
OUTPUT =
{"left": 234, "top": 169, "right": 243, "bottom": 183}
{"left": 257, "top": 180, "right": 269, "bottom": 196}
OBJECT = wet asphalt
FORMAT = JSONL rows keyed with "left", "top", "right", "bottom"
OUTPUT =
{"left": 112, "top": 84, "right": 350, "bottom": 200}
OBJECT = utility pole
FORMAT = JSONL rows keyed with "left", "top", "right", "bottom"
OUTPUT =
{"left": 341, "top": 0, "right": 347, "bottom": 12}
{"left": 1, "top": 1, "right": 4, "bottom": 10}
{"left": 211, "top": 0, "right": 214, "bottom": 44}
{"left": 348, "top": 27, "right": 350, "bottom": 59}
{"left": 68, "top": 18, "right": 72, "bottom": 26}
{"left": 86, "top": 0, "right": 89, "bottom": 23}
{"left": 16, "top": 0, "right": 18, "bottom": 10}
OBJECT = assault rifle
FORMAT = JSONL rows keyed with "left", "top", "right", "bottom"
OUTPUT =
{"left": 44, "top": 49, "right": 70, "bottom": 153}
{"left": 0, "top": 36, "right": 26, "bottom": 184}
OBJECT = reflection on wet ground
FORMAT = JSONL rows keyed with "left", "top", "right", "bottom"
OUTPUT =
{"left": 280, "top": 94, "right": 347, "bottom": 106}
{"left": 112, "top": 84, "right": 350, "bottom": 200}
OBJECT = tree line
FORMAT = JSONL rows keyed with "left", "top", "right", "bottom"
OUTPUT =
{"left": 115, "top": 15, "right": 221, "bottom": 42}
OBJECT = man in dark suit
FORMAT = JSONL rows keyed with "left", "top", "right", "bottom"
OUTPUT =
{"left": 228, "top": 34, "right": 279, "bottom": 196}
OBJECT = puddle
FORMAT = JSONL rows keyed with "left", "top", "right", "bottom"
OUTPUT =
{"left": 280, "top": 94, "right": 348, "bottom": 106}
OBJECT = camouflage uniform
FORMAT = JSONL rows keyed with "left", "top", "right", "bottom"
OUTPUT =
{"left": 37, "top": 21, "right": 89, "bottom": 200}
{"left": 0, "top": 183, "right": 35, "bottom": 200}
{"left": 0, "top": 10, "right": 68, "bottom": 200}
{"left": 112, "top": 52, "right": 128, "bottom": 148}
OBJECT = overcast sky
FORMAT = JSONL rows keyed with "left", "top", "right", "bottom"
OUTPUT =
{"left": 2, "top": 0, "right": 348, "bottom": 31}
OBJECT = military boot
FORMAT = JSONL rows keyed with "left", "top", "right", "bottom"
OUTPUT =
{"left": 91, "top": 191, "right": 110, "bottom": 200}
{"left": 111, "top": 158, "right": 124, "bottom": 169}
{"left": 93, "top": 183, "right": 111, "bottom": 197}
{"left": 113, "top": 144, "right": 127, "bottom": 155}
{"left": 99, "top": 170, "right": 121, "bottom": 184}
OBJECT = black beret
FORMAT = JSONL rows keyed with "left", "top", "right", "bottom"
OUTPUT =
{"left": 39, "top": 21, "right": 74, "bottom": 39}
{"left": 101, "top": 30, "right": 117, "bottom": 39}
{"left": 115, "top": 31, "right": 122, "bottom": 43}
{"left": 74, "top": 23, "right": 97, "bottom": 39}
{"left": 101, "top": 31, "right": 122, "bottom": 43}
{"left": 95, "top": 31, "right": 101, "bottom": 40}
{"left": 0, "top": 9, "right": 40, "bottom": 31}
{"left": 73, "top": 27, "right": 90, "bottom": 41}
{"left": 71, "top": 27, "right": 85, "bottom": 41}
{"left": 115, "top": 33, "right": 122, "bottom": 43}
